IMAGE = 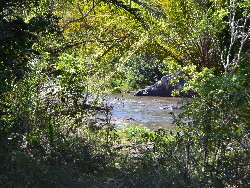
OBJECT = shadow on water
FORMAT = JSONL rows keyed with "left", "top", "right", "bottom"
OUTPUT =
{"left": 104, "top": 93, "right": 184, "bottom": 130}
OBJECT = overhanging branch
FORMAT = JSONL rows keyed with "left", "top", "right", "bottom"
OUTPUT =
{"left": 49, "top": 36, "right": 128, "bottom": 53}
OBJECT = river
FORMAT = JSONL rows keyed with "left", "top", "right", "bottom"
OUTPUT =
{"left": 103, "top": 93, "right": 184, "bottom": 130}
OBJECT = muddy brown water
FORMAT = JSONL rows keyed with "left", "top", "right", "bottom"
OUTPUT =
{"left": 102, "top": 93, "right": 185, "bottom": 130}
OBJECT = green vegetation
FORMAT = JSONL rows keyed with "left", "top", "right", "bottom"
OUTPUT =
{"left": 0, "top": 0, "right": 249, "bottom": 187}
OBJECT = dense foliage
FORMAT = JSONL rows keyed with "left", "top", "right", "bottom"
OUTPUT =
{"left": 0, "top": 0, "right": 249, "bottom": 187}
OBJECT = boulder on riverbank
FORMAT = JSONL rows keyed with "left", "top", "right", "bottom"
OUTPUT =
{"left": 134, "top": 74, "right": 193, "bottom": 97}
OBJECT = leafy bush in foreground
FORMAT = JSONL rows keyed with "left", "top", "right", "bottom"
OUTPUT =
{"left": 172, "top": 71, "right": 250, "bottom": 187}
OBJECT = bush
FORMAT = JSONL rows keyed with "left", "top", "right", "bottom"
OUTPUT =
{"left": 172, "top": 70, "right": 250, "bottom": 187}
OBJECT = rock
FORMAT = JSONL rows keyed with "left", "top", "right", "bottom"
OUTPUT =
{"left": 134, "top": 73, "right": 194, "bottom": 97}
{"left": 161, "top": 105, "right": 179, "bottom": 110}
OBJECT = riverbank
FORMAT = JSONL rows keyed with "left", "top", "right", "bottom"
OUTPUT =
{"left": 2, "top": 120, "right": 249, "bottom": 187}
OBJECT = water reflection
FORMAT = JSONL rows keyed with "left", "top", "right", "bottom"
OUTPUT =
{"left": 104, "top": 93, "right": 184, "bottom": 130}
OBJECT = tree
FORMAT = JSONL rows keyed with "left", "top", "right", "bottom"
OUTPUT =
{"left": 220, "top": 0, "right": 250, "bottom": 73}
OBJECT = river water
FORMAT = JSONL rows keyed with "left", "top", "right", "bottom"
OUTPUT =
{"left": 103, "top": 93, "right": 184, "bottom": 130}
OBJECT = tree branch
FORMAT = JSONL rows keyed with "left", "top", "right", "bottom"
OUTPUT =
{"left": 50, "top": 36, "right": 128, "bottom": 53}
{"left": 62, "top": 0, "right": 102, "bottom": 31}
